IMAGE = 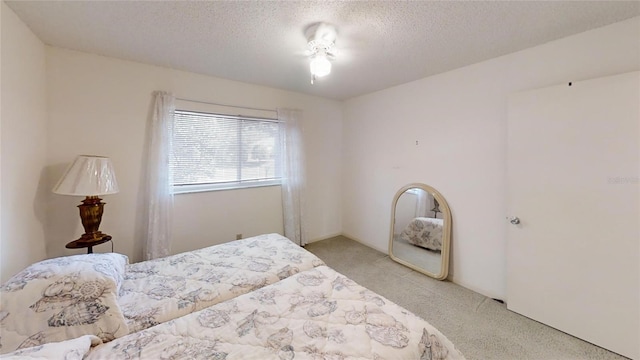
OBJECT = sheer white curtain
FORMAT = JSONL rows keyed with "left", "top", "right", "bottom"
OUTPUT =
{"left": 143, "top": 91, "right": 175, "bottom": 259}
{"left": 278, "top": 109, "right": 308, "bottom": 246}
{"left": 416, "top": 189, "right": 428, "bottom": 218}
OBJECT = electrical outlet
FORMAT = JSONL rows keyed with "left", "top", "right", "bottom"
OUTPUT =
{"left": 236, "top": 234, "right": 242, "bottom": 240}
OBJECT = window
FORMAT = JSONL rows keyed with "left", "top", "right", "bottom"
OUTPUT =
{"left": 171, "top": 110, "right": 281, "bottom": 193}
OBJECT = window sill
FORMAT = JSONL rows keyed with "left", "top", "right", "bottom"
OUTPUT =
{"left": 173, "top": 180, "right": 282, "bottom": 195}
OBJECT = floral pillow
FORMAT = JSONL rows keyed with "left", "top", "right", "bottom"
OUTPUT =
{"left": 0, "top": 253, "right": 129, "bottom": 354}
{"left": 0, "top": 335, "right": 101, "bottom": 359}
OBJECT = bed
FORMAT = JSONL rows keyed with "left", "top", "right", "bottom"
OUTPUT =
{"left": 118, "top": 233, "right": 325, "bottom": 332}
{"left": 0, "top": 233, "right": 324, "bottom": 353}
{"left": 87, "top": 265, "right": 465, "bottom": 359}
{"left": 1, "top": 235, "right": 464, "bottom": 359}
{"left": 400, "top": 217, "right": 444, "bottom": 251}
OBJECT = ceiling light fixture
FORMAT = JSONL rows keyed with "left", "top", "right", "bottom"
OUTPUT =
{"left": 305, "top": 23, "right": 337, "bottom": 85}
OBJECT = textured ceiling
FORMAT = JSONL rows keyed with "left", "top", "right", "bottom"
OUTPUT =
{"left": 6, "top": 1, "right": 640, "bottom": 100}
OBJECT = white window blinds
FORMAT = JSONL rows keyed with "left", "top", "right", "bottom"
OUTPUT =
{"left": 171, "top": 110, "right": 281, "bottom": 192}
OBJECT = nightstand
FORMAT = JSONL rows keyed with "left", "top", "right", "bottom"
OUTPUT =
{"left": 65, "top": 235, "right": 112, "bottom": 254}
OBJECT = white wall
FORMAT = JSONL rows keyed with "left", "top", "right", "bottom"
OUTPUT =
{"left": 172, "top": 186, "right": 284, "bottom": 255}
{"left": 45, "top": 48, "right": 342, "bottom": 263}
{"left": 0, "top": 2, "right": 48, "bottom": 282}
{"left": 342, "top": 17, "right": 640, "bottom": 299}
{"left": 1, "top": 1, "right": 3, "bottom": 283}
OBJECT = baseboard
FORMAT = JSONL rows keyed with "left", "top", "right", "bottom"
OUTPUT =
{"left": 340, "top": 232, "right": 389, "bottom": 255}
{"left": 307, "top": 232, "right": 343, "bottom": 243}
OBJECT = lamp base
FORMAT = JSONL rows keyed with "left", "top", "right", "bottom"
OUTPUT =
{"left": 76, "top": 195, "right": 110, "bottom": 244}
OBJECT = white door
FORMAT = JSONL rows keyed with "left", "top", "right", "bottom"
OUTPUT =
{"left": 507, "top": 72, "right": 639, "bottom": 359}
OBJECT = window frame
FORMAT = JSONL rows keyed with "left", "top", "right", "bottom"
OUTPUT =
{"left": 171, "top": 109, "right": 283, "bottom": 194}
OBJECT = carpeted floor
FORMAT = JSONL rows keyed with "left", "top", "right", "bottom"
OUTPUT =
{"left": 304, "top": 235, "right": 628, "bottom": 360}
{"left": 392, "top": 234, "right": 442, "bottom": 274}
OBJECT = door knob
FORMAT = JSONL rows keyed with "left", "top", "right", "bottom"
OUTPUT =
{"left": 509, "top": 216, "right": 521, "bottom": 225}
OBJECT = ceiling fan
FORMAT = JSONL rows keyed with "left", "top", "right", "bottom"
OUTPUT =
{"left": 304, "top": 22, "right": 338, "bottom": 85}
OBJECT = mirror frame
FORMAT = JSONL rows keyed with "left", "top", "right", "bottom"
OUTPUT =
{"left": 388, "top": 183, "right": 452, "bottom": 280}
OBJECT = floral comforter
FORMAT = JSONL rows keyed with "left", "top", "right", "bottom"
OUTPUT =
{"left": 89, "top": 266, "right": 465, "bottom": 360}
{"left": 118, "top": 234, "right": 324, "bottom": 333}
{"left": 400, "top": 217, "right": 444, "bottom": 251}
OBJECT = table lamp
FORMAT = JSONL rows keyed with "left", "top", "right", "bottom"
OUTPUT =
{"left": 53, "top": 155, "right": 119, "bottom": 246}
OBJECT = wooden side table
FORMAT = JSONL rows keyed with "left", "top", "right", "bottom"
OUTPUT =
{"left": 65, "top": 236, "right": 112, "bottom": 254}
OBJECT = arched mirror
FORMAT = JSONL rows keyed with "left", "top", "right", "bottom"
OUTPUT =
{"left": 389, "top": 183, "right": 452, "bottom": 280}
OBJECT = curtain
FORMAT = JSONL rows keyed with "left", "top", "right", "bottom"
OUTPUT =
{"left": 143, "top": 91, "right": 175, "bottom": 260}
{"left": 278, "top": 109, "right": 308, "bottom": 246}
{"left": 416, "top": 189, "right": 428, "bottom": 218}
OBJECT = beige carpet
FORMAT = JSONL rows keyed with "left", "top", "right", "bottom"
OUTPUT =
{"left": 305, "top": 235, "right": 628, "bottom": 360}
{"left": 392, "top": 234, "right": 442, "bottom": 274}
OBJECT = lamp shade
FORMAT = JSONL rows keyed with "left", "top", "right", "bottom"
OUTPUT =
{"left": 53, "top": 155, "right": 119, "bottom": 196}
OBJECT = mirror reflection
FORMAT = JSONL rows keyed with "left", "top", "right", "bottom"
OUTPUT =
{"left": 389, "top": 183, "right": 451, "bottom": 280}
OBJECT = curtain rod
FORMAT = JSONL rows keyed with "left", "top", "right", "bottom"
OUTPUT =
{"left": 175, "top": 97, "right": 278, "bottom": 114}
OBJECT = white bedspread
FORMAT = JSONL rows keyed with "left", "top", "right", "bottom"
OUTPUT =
{"left": 89, "top": 266, "right": 465, "bottom": 360}
{"left": 118, "top": 233, "right": 324, "bottom": 332}
{"left": 400, "top": 217, "right": 444, "bottom": 251}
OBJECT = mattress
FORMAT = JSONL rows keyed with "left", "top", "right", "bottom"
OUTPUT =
{"left": 400, "top": 217, "right": 444, "bottom": 251}
{"left": 118, "top": 233, "right": 325, "bottom": 332}
{"left": 88, "top": 266, "right": 465, "bottom": 359}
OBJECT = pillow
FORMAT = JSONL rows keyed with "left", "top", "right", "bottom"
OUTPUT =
{"left": 0, "top": 253, "right": 129, "bottom": 354}
{"left": 0, "top": 335, "right": 101, "bottom": 360}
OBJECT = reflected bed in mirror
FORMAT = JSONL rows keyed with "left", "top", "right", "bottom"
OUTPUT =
{"left": 389, "top": 183, "right": 452, "bottom": 280}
